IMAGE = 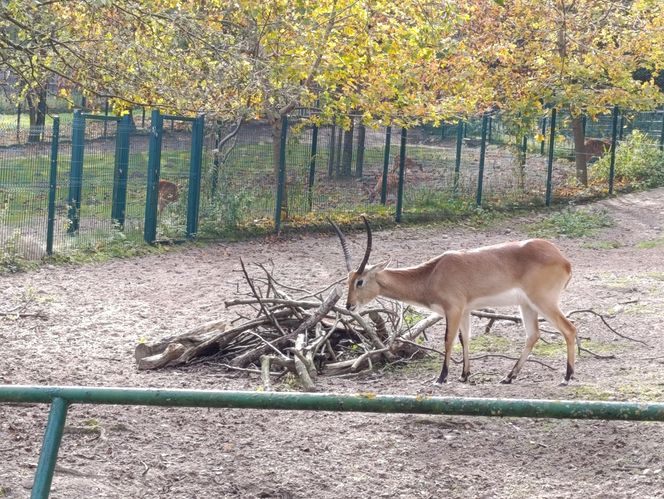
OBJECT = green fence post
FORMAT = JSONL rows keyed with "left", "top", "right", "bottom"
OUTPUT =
{"left": 659, "top": 109, "right": 664, "bottom": 151}
{"left": 395, "top": 127, "right": 407, "bottom": 223}
{"left": 380, "top": 125, "right": 392, "bottom": 205}
{"left": 545, "top": 108, "right": 557, "bottom": 207}
{"left": 31, "top": 397, "right": 69, "bottom": 499}
{"left": 67, "top": 110, "right": 86, "bottom": 234}
{"left": 454, "top": 121, "right": 463, "bottom": 194}
{"left": 307, "top": 124, "right": 318, "bottom": 212}
{"left": 609, "top": 106, "right": 619, "bottom": 195}
{"left": 476, "top": 114, "right": 489, "bottom": 206}
{"left": 274, "top": 115, "right": 288, "bottom": 234}
{"left": 144, "top": 109, "right": 163, "bottom": 243}
{"left": 46, "top": 117, "right": 60, "bottom": 256}
{"left": 186, "top": 114, "right": 205, "bottom": 240}
{"left": 111, "top": 114, "right": 131, "bottom": 228}
{"left": 540, "top": 116, "right": 547, "bottom": 155}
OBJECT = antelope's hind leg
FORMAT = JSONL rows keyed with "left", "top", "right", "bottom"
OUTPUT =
{"left": 501, "top": 303, "right": 540, "bottom": 384}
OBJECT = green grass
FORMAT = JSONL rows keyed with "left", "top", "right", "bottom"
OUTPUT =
{"left": 526, "top": 207, "right": 613, "bottom": 238}
{"left": 637, "top": 237, "right": 664, "bottom": 249}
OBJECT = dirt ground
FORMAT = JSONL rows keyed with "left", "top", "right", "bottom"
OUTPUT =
{"left": 2, "top": 188, "right": 664, "bottom": 498}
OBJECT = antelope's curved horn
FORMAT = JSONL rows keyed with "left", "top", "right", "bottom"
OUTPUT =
{"left": 356, "top": 216, "right": 372, "bottom": 275}
{"left": 329, "top": 219, "right": 353, "bottom": 272}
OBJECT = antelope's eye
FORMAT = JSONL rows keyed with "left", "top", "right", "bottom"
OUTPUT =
{"left": 356, "top": 279, "right": 364, "bottom": 288}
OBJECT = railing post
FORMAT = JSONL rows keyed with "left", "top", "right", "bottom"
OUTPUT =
{"left": 454, "top": 120, "right": 463, "bottom": 194}
{"left": 46, "top": 117, "right": 60, "bottom": 256}
{"left": 274, "top": 114, "right": 288, "bottom": 234}
{"left": 144, "top": 109, "right": 163, "bottom": 243}
{"left": 307, "top": 124, "right": 318, "bottom": 212}
{"left": 31, "top": 397, "right": 69, "bottom": 499}
{"left": 609, "top": 106, "right": 619, "bottom": 195}
{"left": 395, "top": 127, "right": 407, "bottom": 223}
{"left": 186, "top": 114, "right": 205, "bottom": 240}
{"left": 476, "top": 114, "right": 489, "bottom": 206}
{"left": 380, "top": 125, "right": 392, "bottom": 205}
{"left": 111, "top": 114, "right": 131, "bottom": 228}
{"left": 545, "top": 108, "right": 557, "bottom": 207}
{"left": 67, "top": 110, "right": 86, "bottom": 234}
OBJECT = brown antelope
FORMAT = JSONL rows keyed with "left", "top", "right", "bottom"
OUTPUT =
{"left": 369, "top": 157, "right": 421, "bottom": 202}
{"left": 331, "top": 217, "right": 577, "bottom": 385}
{"left": 157, "top": 179, "right": 180, "bottom": 214}
{"left": 584, "top": 138, "right": 612, "bottom": 162}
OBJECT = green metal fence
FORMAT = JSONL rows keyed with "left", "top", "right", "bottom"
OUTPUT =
{"left": 2, "top": 108, "right": 664, "bottom": 262}
{"left": 2, "top": 384, "right": 664, "bottom": 499}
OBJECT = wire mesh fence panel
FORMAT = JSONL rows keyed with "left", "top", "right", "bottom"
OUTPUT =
{"left": 68, "top": 119, "right": 121, "bottom": 247}
{"left": 123, "top": 129, "right": 151, "bottom": 236}
{"left": 157, "top": 120, "right": 194, "bottom": 240}
{"left": 402, "top": 126, "right": 463, "bottom": 218}
{"left": 199, "top": 120, "right": 277, "bottom": 237}
{"left": 0, "top": 124, "right": 53, "bottom": 261}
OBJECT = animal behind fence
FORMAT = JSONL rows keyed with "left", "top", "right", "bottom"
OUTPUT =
{"left": 369, "top": 157, "right": 422, "bottom": 202}
{"left": 157, "top": 180, "right": 180, "bottom": 214}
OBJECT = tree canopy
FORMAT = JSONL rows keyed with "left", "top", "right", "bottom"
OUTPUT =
{"left": 1, "top": 0, "right": 663, "bottom": 128}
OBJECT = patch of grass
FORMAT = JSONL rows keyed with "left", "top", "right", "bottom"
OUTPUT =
{"left": 636, "top": 237, "right": 664, "bottom": 249}
{"left": 571, "top": 383, "right": 664, "bottom": 402}
{"left": 526, "top": 208, "right": 613, "bottom": 239}
{"left": 462, "top": 334, "right": 513, "bottom": 354}
{"left": 570, "top": 384, "right": 615, "bottom": 401}
{"left": 582, "top": 240, "right": 622, "bottom": 250}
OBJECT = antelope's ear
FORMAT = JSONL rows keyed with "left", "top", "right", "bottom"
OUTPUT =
{"left": 372, "top": 258, "right": 391, "bottom": 272}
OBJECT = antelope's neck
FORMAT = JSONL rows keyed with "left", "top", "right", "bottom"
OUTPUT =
{"left": 376, "top": 268, "right": 430, "bottom": 308}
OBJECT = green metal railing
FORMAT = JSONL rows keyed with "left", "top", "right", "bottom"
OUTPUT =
{"left": 2, "top": 385, "right": 664, "bottom": 498}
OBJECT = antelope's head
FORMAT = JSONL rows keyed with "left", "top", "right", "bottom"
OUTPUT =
{"left": 330, "top": 216, "right": 390, "bottom": 312}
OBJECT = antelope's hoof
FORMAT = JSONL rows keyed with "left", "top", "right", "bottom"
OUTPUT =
{"left": 459, "top": 373, "right": 471, "bottom": 383}
{"left": 500, "top": 376, "right": 514, "bottom": 385}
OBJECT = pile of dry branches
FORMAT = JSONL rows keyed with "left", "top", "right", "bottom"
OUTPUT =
{"left": 134, "top": 260, "right": 437, "bottom": 390}
{"left": 135, "top": 261, "right": 640, "bottom": 390}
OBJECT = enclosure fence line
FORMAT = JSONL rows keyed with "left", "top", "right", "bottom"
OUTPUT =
{"left": 2, "top": 384, "right": 664, "bottom": 499}
{"left": 2, "top": 106, "right": 664, "bottom": 260}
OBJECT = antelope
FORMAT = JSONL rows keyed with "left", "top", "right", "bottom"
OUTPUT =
{"left": 330, "top": 217, "right": 577, "bottom": 385}
{"left": 157, "top": 179, "right": 180, "bottom": 214}
{"left": 369, "top": 157, "right": 422, "bottom": 202}
{"left": 584, "top": 138, "right": 612, "bottom": 162}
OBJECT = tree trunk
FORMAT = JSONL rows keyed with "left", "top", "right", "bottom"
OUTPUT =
{"left": 26, "top": 88, "right": 47, "bottom": 143}
{"left": 356, "top": 124, "right": 366, "bottom": 177}
{"left": 341, "top": 120, "right": 354, "bottom": 177}
{"left": 572, "top": 116, "right": 588, "bottom": 186}
{"left": 270, "top": 115, "right": 288, "bottom": 220}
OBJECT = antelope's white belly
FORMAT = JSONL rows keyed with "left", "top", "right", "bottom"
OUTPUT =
{"left": 469, "top": 288, "right": 528, "bottom": 309}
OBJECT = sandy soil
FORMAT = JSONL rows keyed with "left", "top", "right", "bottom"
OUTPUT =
{"left": 2, "top": 188, "right": 664, "bottom": 498}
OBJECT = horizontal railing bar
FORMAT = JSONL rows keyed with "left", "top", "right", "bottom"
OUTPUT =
{"left": 161, "top": 114, "right": 196, "bottom": 122}
{"left": 1, "top": 385, "right": 664, "bottom": 421}
{"left": 80, "top": 113, "right": 121, "bottom": 122}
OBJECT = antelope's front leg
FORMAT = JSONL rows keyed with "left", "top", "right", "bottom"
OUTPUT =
{"left": 458, "top": 310, "right": 471, "bottom": 382}
{"left": 436, "top": 310, "right": 461, "bottom": 384}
